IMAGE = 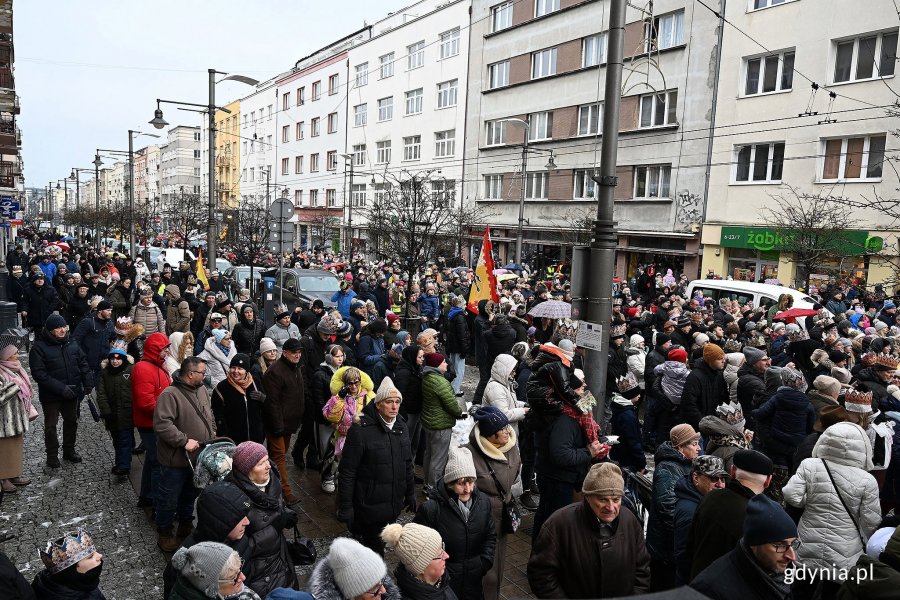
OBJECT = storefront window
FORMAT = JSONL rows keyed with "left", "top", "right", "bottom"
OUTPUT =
{"left": 726, "top": 248, "right": 779, "bottom": 282}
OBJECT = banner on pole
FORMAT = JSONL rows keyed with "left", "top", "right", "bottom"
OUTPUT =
{"left": 467, "top": 228, "right": 499, "bottom": 314}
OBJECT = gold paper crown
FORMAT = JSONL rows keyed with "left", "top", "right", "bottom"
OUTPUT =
{"left": 40, "top": 528, "right": 96, "bottom": 574}
{"left": 875, "top": 353, "right": 900, "bottom": 370}
{"left": 610, "top": 323, "right": 627, "bottom": 339}
{"left": 845, "top": 389, "right": 873, "bottom": 408}
{"left": 617, "top": 372, "right": 640, "bottom": 395}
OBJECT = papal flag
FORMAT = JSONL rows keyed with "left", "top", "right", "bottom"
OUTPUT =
{"left": 467, "top": 227, "right": 499, "bottom": 314}
{"left": 195, "top": 246, "right": 209, "bottom": 289}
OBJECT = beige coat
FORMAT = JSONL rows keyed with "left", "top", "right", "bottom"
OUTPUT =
{"left": 154, "top": 374, "right": 215, "bottom": 468}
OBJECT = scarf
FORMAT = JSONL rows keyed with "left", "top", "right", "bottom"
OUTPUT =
{"left": 227, "top": 368, "right": 254, "bottom": 395}
{"left": 562, "top": 403, "right": 600, "bottom": 444}
{"left": 0, "top": 360, "right": 35, "bottom": 418}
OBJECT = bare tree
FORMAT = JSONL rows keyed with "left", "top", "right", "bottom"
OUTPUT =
{"left": 163, "top": 188, "right": 209, "bottom": 252}
{"left": 233, "top": 194, "right": 271, "bottom": 283}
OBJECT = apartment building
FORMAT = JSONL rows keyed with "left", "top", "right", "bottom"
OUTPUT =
{"left": 0, "top": 0, "right": 22, "bottom": 234}
{"left": 464, "top": 0, "right": 720, "bottom": 275}
{"left": 159, "top": 125, "right": 201, "bottom": 208}
{"left": 700, "top": 0, "right": 899, "bottom": 289}
{"left": 239, "top": 80, "right": 278, "bottom": 205}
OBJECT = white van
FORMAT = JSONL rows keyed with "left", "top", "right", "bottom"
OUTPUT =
{"left": 686, "top": 280, "right": 820, "bottom": 314}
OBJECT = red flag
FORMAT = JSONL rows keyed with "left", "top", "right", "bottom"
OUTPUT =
{"left": 467, "top": 228, "right": 499, "bottom": 314}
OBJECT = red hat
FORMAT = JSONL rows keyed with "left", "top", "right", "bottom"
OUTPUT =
{"left": 386, "top": 312, "right": 399, "bottom": 325}
{"left": 424, "top": 352, "right": 445, "bottom": 368}
{"left": 667, "top": 347, "right": 688, "bottom": 363}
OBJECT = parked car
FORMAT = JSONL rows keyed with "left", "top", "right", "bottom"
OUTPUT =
{"left": 258, "top": 267, "right": 339, "bottom": 313}
{"left": 687, "top": 279, "right": 824, "bottom": 319}
{"left": 223, "top": 265, "right": 265, "bottom": 302}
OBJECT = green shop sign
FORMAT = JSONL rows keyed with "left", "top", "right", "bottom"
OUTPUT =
{"left": 719, "top": 226, "right": 882, "bottom": 253}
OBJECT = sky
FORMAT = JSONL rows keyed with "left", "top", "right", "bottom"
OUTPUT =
{"left": 16, "top": 0, "right": 411, "bottom": 187}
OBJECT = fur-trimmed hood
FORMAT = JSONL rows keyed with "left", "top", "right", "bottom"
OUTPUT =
{"left": 308, "top": 558, "right": 401, "bottom": 600}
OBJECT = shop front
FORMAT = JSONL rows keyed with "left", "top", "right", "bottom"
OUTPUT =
{"left": 615, "top": 231, "right": 701, "bottom": 280}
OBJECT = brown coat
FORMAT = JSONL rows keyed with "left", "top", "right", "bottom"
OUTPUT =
{"left": 528, "top": 500, "right": 650, "bottom": 599}
{"left": 261, "top": 355, "right": 305, "bottom": 435}
{"left": 164, "top": 285, "right": 191, "bottom": 335}
{"left": 153, "top": 374, "right": 215, "bottom": 468}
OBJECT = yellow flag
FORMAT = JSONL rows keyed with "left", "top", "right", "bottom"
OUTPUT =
{"left": 196, "top": 246, "right": 209, "bottom": 289}
{"left": 467, "top": 228, "right": 499, "bottom": 314}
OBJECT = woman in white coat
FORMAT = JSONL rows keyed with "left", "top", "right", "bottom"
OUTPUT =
{"left": 783, "top": 421, "right": 881, "bottom": 571}
{"left": 482, "top": 353, "right": 528, "bottom": 435}
{"left": 625, "top": 334, "right": 647, "bottom": 390}
{"left": 198, "top": 328, "right": 237, "bottom": 389}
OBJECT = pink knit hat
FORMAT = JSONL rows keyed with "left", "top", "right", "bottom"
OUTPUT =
{"left": 232, "top": 441, "right": 268, "bottom": 475}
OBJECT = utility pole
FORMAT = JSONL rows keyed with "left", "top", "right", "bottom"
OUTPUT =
{"left": 207, "top": 69, "right": 217, "bottom": 270}
{"left": 515, "top": 136, "right": 528, "bottom": 264}
{"left": 94, "top": 153, "right": 102, "bottom": 251}
{"left": 128, "top": 130, "right": 136, "bottom": 260}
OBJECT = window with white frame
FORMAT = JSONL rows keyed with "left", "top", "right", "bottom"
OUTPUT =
{"left": 405, "top": 88, "right": 423, "bottom": 115}
{"left": 745, "top": 50, "right": 795, "bottom": 95}
{"left": 403, "top": 136, "right": 422, "bottom": 161}
{"left": 646, "top": 10, "right": 685, "bottom": 51}
{"left": 734, "top": 142, "right": 785, "bottom": 183}
{"left": 296, "top": 122, "right": 304, "bottom": 140}
{"left": 250, "top": 111, "right": 256, "bottom": 124}
{"left": 297, "top": 87, "right": 305, "bottom": 105}
{"left": 525, "top": 172, "right": 549, "bottom": 198}
{"left": 639, "top": 90, "right": 678, "bottom": 128}
{"left": 752, "top": 0, "right": 789, "bottom": 9}
{"left": 294, "top": 190, "right": 303, "bottom": 207}
{"left": 440, "top": 28, "right": 460, "bottom": 59}
{"left": 311, "top": 117, "right": 321, "bottom": 137}
{"left": 484, "top": 174, "right": 503, "bottom": 198}
{"left": 242, "top": 141, "right": 247, "bottom": 155}
{"left": 310, "top": 153, "right": 320, "bottom": 172}
{"left": 312, "top": 81, "right": 321, "bottom": 101}
{"left": 583, "top": 33, "right": 608, "bottom": 67}
{"left": 432, "top": 179, "right": 456, "bottom": 207}
{"left": 535, "top": 0, "right": 560, "bottom": 17}
{"left": 485, "top": 120, "right": 505, "bottom": 145}
{"left": 833, "top": 30, "right": 898, "bottom": 83}
{"left": 249, "top": 167, "right": 255, "bottom": 182}
{"left": 378, "top": 97, "right": 393, "bottom": 121}
{"left": 295, "top": 156, "right": 304, "bottom": 174}
{"left": 491, "top": 1, "right": 513, "bottom": 32}
{"left": 573, "top": 170, "right": 598, "bottom": 198}
{"left": 354, "top": 63, "right": 368, "bottom": 87}
{"left": 578, "top": 103, "right": 602, "bottom": 135}
{"left": 328, "top": 74, "right": 339, "bottom": 95}
{"left": 821, "top": 134, "right": 886, "bottom": 181}
{"left": 352, "top": 144, "right": 366, "bottom": 166}
{"left": 435, "top": 130, "right": 455, "bottom": 157}
{"left": 310, "top": 189, "right": 319, "bottom": 207}
{"left": 281, "top": 157, "right": 289, "bottom": 176}
{"left": 282, "top": 92, "right": 290, "bottom": 110}
{"left": 351, "top": 184, "right": 367, "bottom": 207}
{"left": 437, "top": 80, "right": 458, "bottom": 108}
{"left": 327, "top": 112, "right": 338, "bottom": 133}
{"left": 326, "top": 189, "right": 336, "bottom": 207}
{"left": 374, "top": 182, "right": 391, "bottom": 203}
{"left": 281, "top": 125, "right": 290, "bottom": 143}
{"left": 408, "top": 41, "right": 425, "bottom": 69}
{"left": 354, "top": 104, "right": 367, "bottom": 127}
{"left": 327, "top": 151, "right": 337, "bottom": 171}
{"left": 488, "top": 61, "right": 510, "bottom": 89}
{"left": 267, "top": 105, "right": 273, "bottom": 119}
{"left": 527, "top": 111, "right": 553, "bottom": 141}
{"left": 532, "top": 48, "right": 557, "bottom": 79}
{"left": 633, "top": 165, "right": 672, "bottom": 198}
{"left": 379, "top": 53, "right": 395, "bottom": 79}
{"left": 376, "top": 141, "right": 392, "bottom": 164}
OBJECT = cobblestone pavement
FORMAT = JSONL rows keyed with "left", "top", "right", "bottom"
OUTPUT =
{"left": 1, "top": 357, "right": 536, "bottom": 599}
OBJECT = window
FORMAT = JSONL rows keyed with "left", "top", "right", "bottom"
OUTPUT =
{"left": 327, "top": 113, "right": 338, "bottom": 133}
{"left": 532, "top": 48, "right": 557, "bottom": 79}
{"left": 354, "top": 63, "right": 368, "bottom": 87}
{"left": 281, "top": 157, "right": 290, "bottom": 176}
{"left": 525, "top": 172, "right": 549, "bottom": 198}
{"left": 310, "top": 189, "right": 319, "bottom": 207}
{"left": 310, "top": 153, "right": 320, "bottom": 172}
{"left": 578, "top": 103, "right": 602, "bottom": 135}
{"left": 437, "top": 79, "right": 458, "bottom": 108}
{"left": 583, "top": 33, "right": 608, "bottom": 67}
{"left": 734, "top": 142, "right": 785, "bottom": 182}
{"left": 380, "top": 53, "right": 395, "bottom": 79}
{"left": 351, "top": 184, "right": 367, "bottom": 207}
{"left": 527, "top": 111, "right": 553, "bottom": 140}
{"left": 377, "top": 97, "right": 393, "bottom": 122}
{"left": 294, "top": 190, "right": 303, "bottom": 207}
{"left": 484, "top": 175, "right": 504, "bottom": 198}
{"left": 250, "top": 111, "right": 256, "bottom": 124}
{"left": 833, "top": 30, "right": 898, "bottom": 83}
{"left": 327, "top": 151, "right": 338, "bottom": 171}
{"left": 752, "top": 0, "right": 787, "bottom": 9}
{"left": 374, "top": 182, "right": 391, "bottom": 203}
{"left": 486, "top": 120, "right": 505, "bottom": 145}
{"left": 326, "top": 189, "right": 337, "bottom": 207}
{"left": 403, "top": 136, "right": 422, "bottom": 161}
{"left": 633, "top": 165, "right": 672, "bottom": 198}
{"left": 405, "top": 88, "right": 423, "bottom": 115}
{"left": 440, "top": 28, "right": 460, "bottom": 59}
{"left": 328, "top": 74, "right": 339, "bottom": 95}
{"left": 296, "top": 122, "right": 304, "bottom": 140}
{"left": 488, "top": 61, "right": 510, "bottom": 89}
{"left": 432, "top": 179, "right": 456, "bottom": 206}
{"left": 535, "top": 0, "right": 560, "bottom": 17}
{"left": 193, "top": 149, "right": 201, "bottom": 159}
{"left": 242, "top": 114, "right": 248, "bottom": 128}
{"left": 745, "top": 51, "right": 795, "bottom": 95}
{"left": 249, "top": 167, "right": 255, "bottom": 182}
{"left": 821, "top": 134, "right": 886, "bottom": 180}
{"left": 282, "top": 92, "right": 290, "bottom": 110}
{"left": 242, "top": 141, "right": 247, "bottom": 155}
{"left": 574, "top": 170, "right": 598, "bottom": 198}
{"left": 352, "top": 144, "right": 366, "bottom": 166}
{"left": 311, "top": 118, "right": 321, "bottom": 137}
{"left": 311, "top": 81, "right": 322, "bottom": 101}
{"left": 408, "top": 41, "right": 425, "bottom": 69}
{"left": 281, "top": 125, "right": 290, "bottom": 143}
{"left": 491, "top": 2, "right": 513, "bottom": 33}
{"left": 639, "top": 90, "right": 678, "bottom": 127}
{"left": 376, "top": 141, "right": 392, "bottom": 164}
{"left": 646, "top": 10, "right": 685, "bottom": 51}
{"left": 354, "top": 104, "right": 367, "bottom": 127}
{"left": 435, "top": 130, "right": 455, "bottom": 157}
{"left": 295, "top": 156, "right": 304, "bottom": 174}
{"left": 297, "top": 87, "right": 305, "bottom": 106}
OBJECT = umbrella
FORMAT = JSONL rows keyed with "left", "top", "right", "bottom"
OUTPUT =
{"left": 528, "top": 299, "right": 571, "bottom": 319}
{"left": 52, "top": 242, "right": 70, "bottom": 251}
{"left": 493, "top": 268, "right": 509, "bottom": 275}
{"left": 503, "top": 262, "right": 524, "bottom": 271}
{"left": 452, "top": 266, "right": 471, "bottom": 274}
{"left": 497, "top": 273, "right": 518, "bottom": 282}
{"left": 774, "top": 307, "right": 818, "bottom": 323}
{"left": 61, "top": 235, "right": 75, "bottom": 242}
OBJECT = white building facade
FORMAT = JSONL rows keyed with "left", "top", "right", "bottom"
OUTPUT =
{"left": 239, "top": 80, "right": 279, "bottom": 205}
{"left": 159, "top": 125, "right": 201, "bottom": 208}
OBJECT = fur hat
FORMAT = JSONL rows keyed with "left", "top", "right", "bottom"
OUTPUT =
{"left": 381, "top": 523, "right": 443, "bottom": 577}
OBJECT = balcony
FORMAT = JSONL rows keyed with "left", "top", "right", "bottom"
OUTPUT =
{"left": 0, "top": 160, "right": 17, "bottom": 189}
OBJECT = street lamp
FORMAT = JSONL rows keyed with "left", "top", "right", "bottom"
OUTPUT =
{"left": 95, "top": 149, "right": 131, "bottom": 251}
{"left": 149, "top": 69, "right": 259, "bottom": 268}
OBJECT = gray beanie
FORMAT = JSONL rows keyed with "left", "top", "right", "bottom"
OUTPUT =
{"left": 170, "top": 542, "right": 234, "bottom": 598}
{"left": 444, "top": 445, "right": 477, "bottom": 483}
{"left": 328, "top": 537, "right": 387, "bottom": 598}
{"left": 764, "top": 366, "right": 784, "bottom": 387}
{"left": 742, "top": 346, "right": 767, "bottom": 367}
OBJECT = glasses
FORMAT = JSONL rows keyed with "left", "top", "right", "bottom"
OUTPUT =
{"left": 431, "top": 542, "right": 447, "bottom": 561}
{"left": 364, "top": 578, "right": 387, "bottom": 597}
{"left": 218, "top": 560, "right": 244, "bottom": 585}
{"left": 703, "top": 474, "right": 727, "bottom": 482}
{"left": 211, "top": 318, "right": 223, "bottom": 322}
{"left": 346, "top": 380, "right": 361, "bottom": 387}
{"left": 771, "top": 539, "right": 801, "bottom": 553}
{"left": 190, "top": 370, "right": 207, "bottom": 376}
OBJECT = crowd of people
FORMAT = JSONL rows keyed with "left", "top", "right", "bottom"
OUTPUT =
{"left": 2, "top": 240, "right": 900, "bottom": 599}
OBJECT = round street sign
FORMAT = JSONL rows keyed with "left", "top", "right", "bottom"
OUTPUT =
{"left": 269, "top": 198, "right": 293, "bottom": 221}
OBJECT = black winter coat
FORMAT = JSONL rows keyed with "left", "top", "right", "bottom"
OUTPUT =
{"left": 72, "top": 315, "right": 114, "bottom": 375}
{"left": 610, "top": 400, "right": 646, "bottom": 472}
{"left": 211, "top": 378, "right": 266, "bottom": 444}
{"left": 29, "top": 328, "right": 90, "bottom": 403}
{"left": 63, "top": 294, "right": 91, "bottom": 327}
{"left": 680, "top": 362, "right": 728, "bottom": 430}
{"left": 231, "top": 307, "right": 265, "bottom": 355}
{"left": 310, "top": 363, "right": 338, "bottom": 425}
{"left": 692, "top": 542, "right": 793, "bottom": 600}
{"left": 689, "top": 479, "right": 757, "bottom": 579}
{"left": 483, "top": 323, "right": 516, "bottom": 368}
{"left": 643, "top": 348, "right": 668, "bottom": 397}
{"left": 445, "top": 309, "right": 470, "bottom": 356}
{"left": 31, "top": 571, "right": 105, "bottom": 600}
{"left": 338, "top": 400, "right": 415, "bottom": 527}
{"left": 526, "top": 349, "right": 579, "bottom": 419}
{"left": 394, "top": 348, "right": 423, "bottom": 416}
{"left": 394, "top": 564, "right": 459, "bottom": 600}
{"left": 415, "top": 484, "right": 497, "bottom": 600}
{"left": 0, "top": 550, "right": 34, "bottom": 600}
{"left": 96, "top": 361, "right": 134, "bottom": 431}
{"left": 752, "top": 386, "right": 815, "bottom": 454}
{"left": 23, "top": 283, "right": 58, "bottom": 329}
{"left": 736, "top": 365, "right": 765, "bottom": 430}
{"left": 535, "top": 413, "right": 592, "bottom": 486}
{"left": 6, "top": 275, "right": 27, "bottom": 312}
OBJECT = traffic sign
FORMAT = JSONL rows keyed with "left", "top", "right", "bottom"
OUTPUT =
{"left": 0, "top": 200, "right": 20, "bottom": 217}
{"left": 269, "top": 199, "right": 293, "bottom": 221}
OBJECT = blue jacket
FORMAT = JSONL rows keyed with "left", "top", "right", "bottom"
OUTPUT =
{"left": 609, "top": 398, "right": 646, "bottom": 472}
{"left": 752, "top": 386, "right": 815, "bottom": 449}
{"left": 38, "top": 261, "right": 57, "bottom": 280}
{"left": 330, "top": 289, "right": 357, "bottom": 319}
{"left": 418, "top": 293, "right": 440, "bottom": 320}
{"left": 72, "top": 314, "right": 114, "bottom": 376}
{"left": 357, "top": 334, "right": 386, "bottom": 367}
{"left": 673, "top": 475, "right": 703, "bottom": 585}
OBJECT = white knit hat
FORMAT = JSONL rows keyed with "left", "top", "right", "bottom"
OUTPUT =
{"left": 259, "top": 337, "right": 277, "bottom": 353}
{"left": 328, "top": 537, "right": 387, "bottom": 598}
{"left": 444, "top": 446, "right": 476, "bottom": 483}
{"left": 375, "top": 376, "right": 402, "bottom": 404}
{"left": 382, "top": 522, "right": 443, "bottom": 576}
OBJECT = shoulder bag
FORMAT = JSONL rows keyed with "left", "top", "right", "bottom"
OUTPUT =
{"left": 286, "top": 525, "right": 317, "bottom": 565}
{"left": 483, "top": 453, "right": 522, "bottom": 534}
{"left": 822, "top": 458, "right": 866, "bottom": 546}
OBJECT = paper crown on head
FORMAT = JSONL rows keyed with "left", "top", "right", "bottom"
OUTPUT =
{"left": 845, "top": 389, "right": 874, "bottom": 413}
{"left": 616, "top": 372, "right": 640, "bottom": 399}
{"left": 874, "top": 353, "right": 900, "bottom": 371}
{"left": 716, "top": 401, "right": 745, "bottom": 426}
{"left": 788, "top": 328, "right": 810, "bottom": 342}
{"left": 610, "top": 323, "right": 627, "bottom": 339}
{"left": 40, "top": 528, "right": 96, "bottom": 574}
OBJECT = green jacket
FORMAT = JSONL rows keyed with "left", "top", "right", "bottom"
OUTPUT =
{"left": 421, "top": 367, "right": 462, "bottom": 430}
{"left": 96, "top": 360, "right": 134, "bottom": 431}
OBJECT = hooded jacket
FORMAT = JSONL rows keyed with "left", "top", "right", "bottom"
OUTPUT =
{"left": 96, "top": 358, "right": 134, "bottom": 431}
{"left": 231, "top": 304, "right": 265, "bottom": 355}
{"left": 699, "top": 415, "right": 748, "bottom": 471}
{"left": 164, "top": 284, "right": 191, "bottom": 335}
{"left": 445, "top": 306, "right": 470, "bottom": 356}
{"left": 29, "top": 327, "right": 91, "bottom": 404}
{"left": 610, "top": 394, "right": 646, "bottom": 472}
{"left": 646, "top": 442, "right": 693, "bottom": 563}
{"left": 131, "top": 332, "right": 172, "bottom": 429}
{"left": 625, "top": 338, "right": 646, "bottom": 388}
{"left": 736, "top": 363, "right": 766, "bottom": 430}
{"left": 212, "top": 374, "right": 265, "bottom": 445}
{"left": 482, "top": 354, "right": 527, "bottom": 433}
{"left": 784, "top": 422, "right": 881, "bottom": 570}
{"left": 198, "top": 336, "right": 237, "bottom": 389}
{"left": 394, "top": 346, "right": 423, "bottom": 417}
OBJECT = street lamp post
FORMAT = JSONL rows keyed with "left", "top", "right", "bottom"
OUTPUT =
{"left": 70, "top": 167, "right": 95, "bottom": 243}
{"left": 56, "top": 180, "right": 69, "bottom": 232}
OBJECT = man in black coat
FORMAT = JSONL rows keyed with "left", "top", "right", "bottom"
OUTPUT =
{"left": 29, "top": 314, "right": 91, "bottom": 468}
{"left": 642, "top": 333, "right": 672, "bottom": 447}
{"left": 22, "top": 272, "right": 57, "bottom": 331}
{"left": 338, "top": 378, "right": 415, "bottom": 555}
{"left": 444, "top": 296, "right": 470, "bottom": 395}
{"left": 736, "top": 346, "right": 769, "bottom": 430}
{"left": 292, "top": 298, "right": 324, "bottom": 332}
{"left": 483, "top": 314, "right": 517, "bottom": 373}
{"left": 472, "top": 299, "right": 494, "bottom": 404}
{"left": 6, "top": 265, "right": 27, "bottom": 316}
{"left": 72, "top": 299, "right": 115, "bottom": 390}
{"left": 680, "top": 343, "right": 729, "bottom": 430}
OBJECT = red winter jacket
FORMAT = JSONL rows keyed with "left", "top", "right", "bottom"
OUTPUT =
{"left": 132, "top": 332, "right": 172, "bottom": 429}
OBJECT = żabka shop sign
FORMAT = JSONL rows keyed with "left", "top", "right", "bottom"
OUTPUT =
{"left": 719, "top": 226, "right": 880, "bottom": 253}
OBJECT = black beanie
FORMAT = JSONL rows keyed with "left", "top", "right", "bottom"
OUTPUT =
{"left": 655, "top": 333, "right": 672, "bottom": 348}
{"left": 743, "top": 494, "right": 797, "bottom": 546}
{"left": 195, "top": 481, "right": 251, "bottom": 540}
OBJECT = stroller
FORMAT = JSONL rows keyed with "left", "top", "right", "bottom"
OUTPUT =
{"left": 189, "top": 438, "right": 236, "bottom": 489}
{"left": 622, "top": 468, "right": 652, "bottom": 535}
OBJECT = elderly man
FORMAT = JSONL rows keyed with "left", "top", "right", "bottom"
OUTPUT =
{"left": 691, "top": 494, "right": 799, "bottom": 600}
{"left": 262, "top": 337, "right": 305, "bottom": 506}
{"left": 673, "top": 455, "right": 728, "bottom": 584}
{"left": 528, "top": 462, "right": 650, "bottom": 597}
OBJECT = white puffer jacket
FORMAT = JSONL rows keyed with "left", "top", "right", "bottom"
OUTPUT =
{"left": 198, "top": 336, "right": 237, "bottom": 389}
{"left": 625, "top": 335, "right": 646, "bottom": 389}
{"left": 482, "top": 353, "right": 527, "bottom": 434}
{"left": 783, "top": 422, "right": 881, "bottom": 570}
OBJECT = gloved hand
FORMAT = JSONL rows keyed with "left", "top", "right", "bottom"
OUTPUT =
{"left": 282, "top": 507, "right": 298, "bottom": 530}
{"left": 62, "top": 386, "right": 77, "bottom": 401}
{"left": 404, "top": 497, "right": 417, "bottom": 513}
{"left": 336, "top": 508, "right": 353, "bottom": 531}
{"left": 247, "top": 390, "right": 266, "bottom": 403}
{"left": 338, "top": 386, "right": 349, "bottom": 399}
